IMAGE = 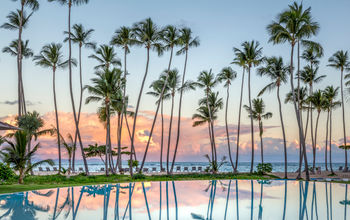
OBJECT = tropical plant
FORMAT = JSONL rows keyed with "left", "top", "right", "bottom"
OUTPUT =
{"left": 48, "top": 0, "right": 90, "bottom": 175}
{"left": 171, "top": 27, "right": 200, "bottom": 173}
{"left": 64, "top": 23, "right": 95, "bottom": 171}
{"left": 257, "top": 56, "right": 288, "bottom": 178}
{"left": 256, "top": 163, "right": 273, "bottom": 175}
{"left": 204, "top": 154, "right": 227, "bottom": 173}
{"left": 0, "top": 163, "right": 15, "bottom": 181}
{"left": 328, "top": 50, "right": 350, "bottom": 171}
{"left": 267, "top": 2, "right": 319, "bottom": 180}
{"left": 244, "top": 98, "right": 273, "bottom": 164}
{"left": 233, "top": 40, "right": 263, "bottom": 173}
{"left": 129, "top": 17, "right": 163, "bottom": 176}
{"left": 33, "top": 43, "right": 70, "bottom": 173}
{"left": 1, "top": 131, "right": 54, "bottom": 183}
{"left": 217, "top": 67, "right": 237, "bottom": 170}
{"left": 84, "top": 143, "right": 119, "bottom": 165}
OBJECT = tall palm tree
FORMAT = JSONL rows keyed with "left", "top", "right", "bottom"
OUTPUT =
{"left": 244, "top": 98, "right": 273, "bottom": 164}
{"left": 129, "top": 18, "right": 163, "bottom": 176}
{"left": 89, "top": 44, "right": 121, "bottom": 70}
{"left": 64, "top": 23, "right": 95, "bottom": 171}
{"left": 323, "top": 95, "right": 331, "bottom": 171}
{"left": 328, "top": 50, "right": 350, "bottom": 171}
{"left": 146, "top": 76, "right": 171, "bottom": 171}
{"left": 48, "top": 0, "right": 90, "bottom": 175}
{"left": 2, "top": 0, "right": 39, "bottom": 116}
{"left": 217, "top": 67, "right": 237, "bottom": 170}
{"left": 267, "top": 2, "right": 319, "bottom": 180}
{"left": 195, "top": 70, "right": 219, "bottom": 163}
{"left": 257, "top": 56, "right": 289, "bottom": 178}
{"left": 231, "top": 50, "right": 247, "bottom": 173}
{"left": 85, "top": 68, "right": 122, "bottom": 175}
{"left": 33, "top": 43, "right": 70, "bottom": 173}
{"left": 1, "top": 131, "right": 54, "bottom": 184}
{"left": 110, "top": 26, "right": 137, "bottom": 170}
{"left": 171, "top": 27, "right": 200, "bottom": 173}
{"left": 2, "top": 39, "right": 33, "bottom": 58}
{"left": 309, "top": 90, "right": 326, "bottom": 170}
{"left": 234, "top": 40, "right": 263, "bottom": 173}
{"left": 324, "top": 86, "right": 340, "bottom": 174}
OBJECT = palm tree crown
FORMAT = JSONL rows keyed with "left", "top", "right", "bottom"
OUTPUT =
{"left": 64, "top": 23, "right": 96, "bottom": 49}
{"left": 1, "top": 10, "right": 33, "bottom": 30}
{"left": 133, "top": 18, "right": 163, "bottom": 55}
{"left": 176, "top": 27, "right": 200, "bottom": 55}
{"left": 2, "top": 40, "right": 33, "bottom": 58}
{"left": 33, "top": 43, "right": 69, "bottom": 69}
{"left": 89, "top": 45, "right": 121, "bottom": 70}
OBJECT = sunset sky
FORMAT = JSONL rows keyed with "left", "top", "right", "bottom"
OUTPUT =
{"left": 0, "top": 0, "right": 350, "bottom": 162}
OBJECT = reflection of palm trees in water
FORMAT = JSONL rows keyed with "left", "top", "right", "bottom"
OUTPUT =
{"left": 310, "top": 181, "right": 319, "bottom": 219}
{"left": 250, "top": 180, "right": 254, "bottom": 220}
{"left": 282, "top": 180, "right": 287, "bottom": 220}
{"left": 339, "top": 183, "right": 349, "bottom": 220}
{"left": 224, "top": 180, "right": 231, "bottom": 220}
{"left": 299, "top": 181, "right": 310, "bottom": 220}
{"left": 257, "top": 180, "right": 271, "bottom": 220}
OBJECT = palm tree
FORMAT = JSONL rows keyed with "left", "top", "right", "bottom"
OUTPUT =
{"left": 257, "top": 56, "right": 289, "bottom": 178}
{"left": 309, "top": 90, "right": 326, "bottom": 170}
{"left": 217, "top": 67, "right": 237, "bottom": 171}
{"left": 129, "top": 18, "right": 163, "bottom": 176}
{"left": 171, "top": 27, "right": 200, "bottom": 173}
{"left": 328, "top": 50, "right": 350, "bottom": 171}
{"left": 244, "top": 98, "right": 272, "bottom": 164}
{"left": 324, "top": 86, "right": 340, "bottom": 174}
{"left": 267, "top": 2, "right": 319, "bottom": 180}
{"left": 64, "top": 23, "right": 95, "bottom": 171}
{"left": 89, "top": 44, "right": 121, "bottom": 70}
{"left": 146, "top": 76, "right": 171, "bottom": 171}
{"left": 3, "top": 39, "right": 34, "bottom": 59}
{"left": 231, "top": 50, "right": 247, "bottom": 173}
{"left": 33, "top": 43, "right": 70, "bottom": 173}
{"left": 60, "top": 133, "right": 75, "bottom": 174}
{"left": 1, "top": 131, "right": 54, "bottom": 184}
{"left": 193, "top": 92, "right": 223, "bottom": 169}
{"left": 48, "top": 0, "right": 90, "bottom": 175}
{"left": 323, "top": 95, "right": 331, "bottom": 171}
{"left": 195, "top": 70, "right": 219, "bottom": 163}
{"left": 234, "top": 40, "right": 263, "bottom": 173}
{"left": 110, "top": 26, "right": 137, "bottom": 170}
{"left": 1, "top": 0, "right": 39, "bottom": 116}
{"left": 85, "top": 68, "right": 122, "bottom": 175}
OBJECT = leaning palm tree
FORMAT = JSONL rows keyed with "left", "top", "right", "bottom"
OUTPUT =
{"left": 308, "top": 90, "right": 326, "bottom": 170}
{"left": 267, "top": 2, "right": 319, "bottom": 180}
{"left": 257, "top": 56, "right": 289, "bottom": 178}
{"left": 323, "top": 86, "right": 340, "bottom": 174}
{"left": 244, "top": 98, "right": 273, "bottom": 164}
{"left": 328, "top": 50, "right": 350, "bottom": 171}
{"left": 171, "top": 27, "right": 200, "bottom": 173}
{"left": 129, "top": 18, "right": 163, "bottom": 176}
{"left": 1, "top": 131, "right": 54, "bottom": 184}
{"left": 85, "top": 68, "right": 122, "bottom": 175}
{"left": 48, "top": 0, "right": 90, "bottom": 175}
{"left": 146, "top": 76, "right": 171, "bottom": 171}
{"left": 231, "top": 50, "right": 247, "bottom": 173}
{"left": 1, "top": 0, "right": 39, "bottom": 116}
{"left": 110, "top": 26, "right": 137, "bottom": 170}
{"left": 217, "top": 67, "right": 237, "bottom": 170}
{"left": 33, "top": 43, "right": 70, "bottom": 173}
{"left": 64, "top": 23, "right": 95, "bottom": 171}
{"left": 233, "top": 40, "right": 263, "bottom": 173}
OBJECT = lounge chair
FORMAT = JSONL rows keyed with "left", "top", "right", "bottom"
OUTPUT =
{"left": 125, "top": 168, "right": 130, "bottom": 172}
{"left": 135, "top": 168, "right": 140, "bottom": 172}
{"left": 100, "top": 167, "right": 105, "bottom": 172}
{"left": 176, "top": 166, "right": 181, "bottom": 172}
{"left": 79, "top": 167, "right": 84, "bottom": 172}
{"left": 143, "top": 168, "right": 149, "bottom": 173}
{"left": 343, "top": 178, "right": 349, "bottom": 182}
{"left": 316, "top": 167, "right": 321, "bottom": 174}
{"left": 152, "top": 167, "right": 157, "bottom": 172}
{"left": 191, "top": 167, "right": 196, "bottom": 172}
{"left": 39, "top": 167, "right": 43, "bottom": 172}
{"left": 161, "top": 168, "right": 166, "bottom": 172}
{"left": 339, "top": 166, "right": 343, "bottom": 171}
{"left": 198, "top": 167, "right": 203, "bottom": 172}
{"left": 184, "top": 167, "right": 189, "bottom": 172}
{"left": 53, "top": 167, "right": 58, "bottom": 171}
{"left": 46, "top": 167, "right": 50, "bottom": 172}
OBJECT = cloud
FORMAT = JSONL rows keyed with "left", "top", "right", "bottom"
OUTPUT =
{"left": 0, "top": 100, "right": 42, "bottom": 106}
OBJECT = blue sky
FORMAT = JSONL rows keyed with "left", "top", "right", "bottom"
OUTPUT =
{"left": 0, "top": 0, "right": 350, "bottom": 162}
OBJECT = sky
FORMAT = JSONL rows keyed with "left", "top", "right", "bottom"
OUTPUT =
{"left": 0, "top": 0, "right": 350, "bottom": 163}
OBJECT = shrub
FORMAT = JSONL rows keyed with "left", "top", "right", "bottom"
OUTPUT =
{"left": 132, "top": 173, "right": 146, "bottom": 180}
{"left": 257, "top": 163, "right": 272, "bottom": 175}
{"left": 128, "top": 160, "right": 139, "bottom": 168}
{"left": 0, "top": 163, "right": 15, "bottom": 181}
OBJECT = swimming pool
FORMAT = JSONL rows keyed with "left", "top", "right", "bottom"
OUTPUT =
{"left": 0, "top": 180, "right": 348, "bottom": 219}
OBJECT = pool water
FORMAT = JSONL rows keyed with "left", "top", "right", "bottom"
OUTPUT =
{"left": 0, "top": 180, "right": 348, "bottom": 219}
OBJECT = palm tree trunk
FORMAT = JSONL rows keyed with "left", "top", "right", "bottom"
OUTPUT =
{"left": 160, "top": 99, "right": 164, "bottom": 170}
{"left": 225, "top": 86, "right": 234, "bottom": 170}
{"left": 235, "top": 67, "right": 245, "bottom": 173}
{"left": 124, "top": 113, "right": 136, "bottom": 161}
{"left": 325, "top": 110, "right": 330, "bottom": 171}
{"left": 248, "top": 66, "right": 254, "bottom": 173}
{"left": 53, "top": 67, "right": 61, "bottom": 174}
{"left": 289, "top": 42, "right": 309, "bottom": 180}
{"left": 341, "top": 68, "right": 348, "bottom": 171}
{"left": 211, "top": 120, "right": 217, "bottom": 164}
{"left": 72, "top": 45, "right": 84, "bottom": 172}
{"left": 166, "top": 94, "right": 175, "bottom": 174}
{"left": 314, "top": 110, "right": 321, "bottom": 171}
{"left": 259, "top": 121, "right": 264, "bottom": 164}
{"left": 277, "top": 84, "right": 287, "bottom": 178}
{"left": 206, "top": 90, "right": 216, "bottom": 164}
{"left": 330, "top": 102, "right": 334, "bottom": 174}
{"left": 310, "top": 84, "right": 315, "bottom": 171}
{"left": 17, "top": 4, "right": 24, "bottom": 117}
{"left": 117, "top": 112, "right": 121, "bottom": 172}
{"left": 171, "top": 48, "right": 188, "bottom": 173}
{"left": 130, "top": 47, "right": 150, "bottom": 176}
{"left": 207, "top": 122, "right": 214, "bottom": 163}
{"left": 105, "top": 103, "right": 110, "bottom": 176}
{"left": 67, "top": 2, "right": 89, "bottom": 175}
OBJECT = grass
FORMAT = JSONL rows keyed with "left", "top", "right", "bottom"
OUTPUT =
{"left": 0, "top": 172, "right": 277, "bottom": 194}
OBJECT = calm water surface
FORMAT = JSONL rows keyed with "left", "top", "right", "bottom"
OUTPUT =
{"left": 0, "top": 180, "right": 349, "bottom": 219}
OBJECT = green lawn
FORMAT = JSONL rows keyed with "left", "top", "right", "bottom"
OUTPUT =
{"left": 0, "top": 173, "right": 277, "bottom": 194}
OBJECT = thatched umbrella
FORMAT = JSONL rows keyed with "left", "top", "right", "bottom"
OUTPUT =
{"left": 0, "top": 121, "right": 20, "bottom": 130}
